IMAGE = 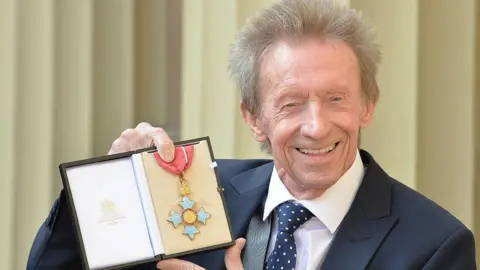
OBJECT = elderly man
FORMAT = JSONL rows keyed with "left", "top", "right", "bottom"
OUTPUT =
{"left": 27, "top": 0, "right": 475, "bottom": 269}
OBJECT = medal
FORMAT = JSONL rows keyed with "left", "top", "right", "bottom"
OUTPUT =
{"left": 153, "top": 145, "right": 211, "bottom": 240}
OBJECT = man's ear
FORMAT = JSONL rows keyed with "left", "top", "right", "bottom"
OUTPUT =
{"left": 360, "top": 99, "right": 376, "bottom": 128}
{"left": 240, "top": 103, "right": 268, "bottom": 143}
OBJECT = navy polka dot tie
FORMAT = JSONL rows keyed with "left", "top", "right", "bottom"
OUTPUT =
{"left": 265, "top": 201, "right": 314, "bottom": 270}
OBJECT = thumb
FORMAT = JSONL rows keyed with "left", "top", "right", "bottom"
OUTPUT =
{"left": 225, "top": 238, "right": 246, "bottom": 270}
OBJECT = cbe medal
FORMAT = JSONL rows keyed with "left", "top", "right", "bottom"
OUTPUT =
{"left": 153, "top": 145, "right": 211, "bottom": 240}
{"left": 166, "top": 175, "right": 211, "bottom": 240}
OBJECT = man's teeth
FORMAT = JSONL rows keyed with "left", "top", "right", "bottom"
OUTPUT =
{"left": 299, "top": 144, "right": 336, "bottom": 155}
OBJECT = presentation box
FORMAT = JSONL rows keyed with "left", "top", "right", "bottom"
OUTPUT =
{"left": 59, "top": 137, "right": 234, "bottom": 270}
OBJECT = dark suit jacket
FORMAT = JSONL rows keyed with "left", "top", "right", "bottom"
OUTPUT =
{"left": 26, "top": 150, "right": 476, "bottom": 270}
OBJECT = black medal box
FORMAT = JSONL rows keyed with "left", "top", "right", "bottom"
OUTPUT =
{"left": 59, "top": 137, "right": 235, "bottom": 270}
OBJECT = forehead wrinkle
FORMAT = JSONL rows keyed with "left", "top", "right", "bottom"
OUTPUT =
{"left": 259, "top": 38, "right": 360, "bottom": 103}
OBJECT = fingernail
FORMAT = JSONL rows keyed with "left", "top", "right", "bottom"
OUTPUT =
{"left": 237, "top": 238, "right": 246, "bottom": 250}
{"left": 158, "top": 150, "right": 166, "bottom": 161}
{"left": 164, "top": 149, "right": 173, "bottom": 162}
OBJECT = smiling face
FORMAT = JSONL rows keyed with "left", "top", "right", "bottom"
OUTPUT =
{"left": 241, "top": 38, "right": 376, "bottom": 199}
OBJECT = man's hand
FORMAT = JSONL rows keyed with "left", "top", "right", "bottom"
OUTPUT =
{"left": 156, "top": 238, "right": 246, "bottom": 270}
{"left": 224, "top": 238, "right": 246, "bottom": 270}
{"left": 107, "top": 122, "right": 175, "bottom": 162}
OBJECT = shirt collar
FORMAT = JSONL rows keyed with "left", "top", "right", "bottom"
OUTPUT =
{"left": 262, "top": 150, "right": 365, "bottom": 234}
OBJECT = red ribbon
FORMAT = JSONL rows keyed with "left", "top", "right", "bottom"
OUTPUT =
{"left": 153, "top": 145, "right": 194, "bottom": 176}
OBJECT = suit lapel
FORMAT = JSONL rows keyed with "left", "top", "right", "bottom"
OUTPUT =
{"left": 319, "top": 206, "right": 398, "bottom": 270}
{"left": 241, "top": 200, "right": 272, "bottom": 269}
{"left": 184, "top": 161, "right": 274, "bottom": 269}
{"left": 225, "top": 162, "right": 273, "bottom": 239}
{"left": 320, "top": 150, "right": 398, "bottom": 270}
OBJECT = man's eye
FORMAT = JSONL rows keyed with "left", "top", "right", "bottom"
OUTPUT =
{"left": 331, "top": 96, "right": 343, "bottom": 102}
{"left": 283, "top": 103, "right": 298, "bottom": 108}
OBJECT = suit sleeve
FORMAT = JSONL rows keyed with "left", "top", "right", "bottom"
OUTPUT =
{"left": 26, "top": 190, "right": 84, "bottom": 270}
{"left": 423, "top": 227, "right": 476, "bottom": 270}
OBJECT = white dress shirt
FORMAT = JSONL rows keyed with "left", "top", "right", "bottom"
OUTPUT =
{"left": 263, "top": 150, "right": 365, "bottom": 270}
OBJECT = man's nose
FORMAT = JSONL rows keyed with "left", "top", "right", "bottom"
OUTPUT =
{"left": 300, "top": 103, "right": 330, "bottom": 139}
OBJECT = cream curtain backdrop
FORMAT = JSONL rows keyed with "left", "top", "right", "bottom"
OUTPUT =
{"left": 1, "top": 0, "right": 479, "bottom": 269}
{"left": 0, "top": 1, "right": 183, "bottom": 269}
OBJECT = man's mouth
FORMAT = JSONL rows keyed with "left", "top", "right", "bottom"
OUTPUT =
{"left": 296, "top": 142, "right": 340, "bottom": 155}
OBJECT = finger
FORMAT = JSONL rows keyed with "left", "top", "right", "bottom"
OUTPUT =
{"left": 108, "top": 126, "right": 145, "bottom": 155}
{"left": 108, "top": 138, "right": 128, "bottom": 155}
{"left": 135, "top": 122, "right": 156, "bottom": 147}
{"left": 118, "top": 128, "right": 136, "bottom": 150}
{"left": 148, "top": 127, "right": 175, "bottom": 162}
{"left": 135, "top": 122, "right": 175, "bottom": 162}
{"left": 225, "top": 238, "right": 246, "bottom": 270}
{"left": 156, "top": 258, "right": 205, "bottom": 270}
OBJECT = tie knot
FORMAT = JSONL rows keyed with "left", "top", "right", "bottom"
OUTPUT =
{"left": 275, "top": 201, "right": 313, "bottom": 233}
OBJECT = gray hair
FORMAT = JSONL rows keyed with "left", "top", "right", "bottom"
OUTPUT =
{"left": 228, "top": 0, "right": 381, "bottom": 153}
